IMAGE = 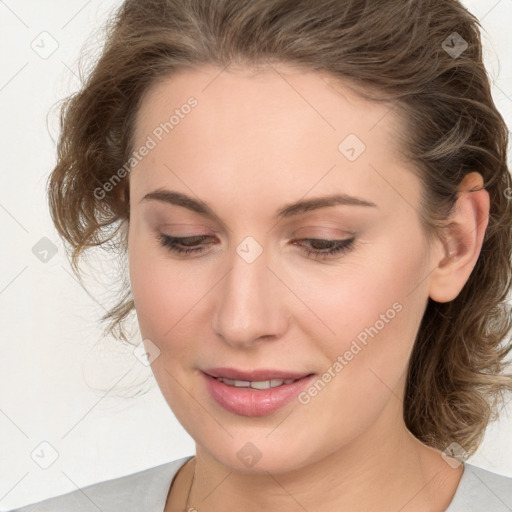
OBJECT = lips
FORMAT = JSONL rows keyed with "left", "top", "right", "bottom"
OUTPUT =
{"left": 201, "top": 367, "right": 315, "bottom": 417}
{"left": 202, "top": 367, "right": 311, "bottom": 381}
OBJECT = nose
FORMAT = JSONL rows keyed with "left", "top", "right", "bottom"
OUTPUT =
{"left": 210, "top": 243, "right": 289, "bottom": 349}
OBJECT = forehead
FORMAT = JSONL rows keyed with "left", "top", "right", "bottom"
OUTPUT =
{"left": 133, "top": 63, "right": 403, "bottom": 147}
{"left": 129, "top": 64, "right": 418, "bottom": 216}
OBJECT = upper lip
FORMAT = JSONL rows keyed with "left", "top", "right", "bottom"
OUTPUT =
{"left": 202, "top": 367, "right": 313, "bottom": 381}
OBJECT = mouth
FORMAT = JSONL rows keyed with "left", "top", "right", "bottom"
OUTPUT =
{"left": 201, "top": 368, "right": 316, "bottom": 417}
{"left": 202, "top": 367, "right": 312, "bottom": 381}
{"left": 212, "top": 376, "right": 301, "bottom": 389}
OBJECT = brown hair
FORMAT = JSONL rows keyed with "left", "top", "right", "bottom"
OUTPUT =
{"left": 48, "top": 0, "right": 512, "bottom": 456}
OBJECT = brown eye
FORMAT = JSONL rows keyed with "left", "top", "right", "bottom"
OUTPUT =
{"left": 293, "top": 237, "right": 356, "bottom": 260}
{"left": 158, "top": 234, "right": 213, "bottom": 255}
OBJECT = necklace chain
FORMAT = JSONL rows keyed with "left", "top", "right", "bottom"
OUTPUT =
{"left": 184, "top": 457, "right": 196, "bottom": 511}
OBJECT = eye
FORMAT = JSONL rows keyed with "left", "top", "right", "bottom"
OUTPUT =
{"left": 157, "top": 234, "right": 213, "bottom": 255}
{"left": 292, "top": 237, "right": 356, "bottom": 260}
{"left": 157, "top": 234, "right": 356, "bottom": 260}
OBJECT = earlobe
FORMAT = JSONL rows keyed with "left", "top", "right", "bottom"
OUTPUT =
{"left": 428, "top": 172, "right": 490, "bottom": 303}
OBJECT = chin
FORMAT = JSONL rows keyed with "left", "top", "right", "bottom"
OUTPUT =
{"left": 194, "top": 426, "right": 328, "bottom": 475}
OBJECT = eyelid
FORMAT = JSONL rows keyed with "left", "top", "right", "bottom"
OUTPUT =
{"left": 290, "top": 224, "right": 355, "bottom": 237}
{"left": 156, "top": 232, "right": 357, "bottom": 260}
{"left": 156, "top": 222, "right": 217, "bottom": 235}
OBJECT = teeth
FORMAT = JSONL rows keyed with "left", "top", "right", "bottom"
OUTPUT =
{"left": 251, "top": 380, "right": 280, "bottom": 389}
{"left": 216, "top": 377, "right": 298, "bottom": 389}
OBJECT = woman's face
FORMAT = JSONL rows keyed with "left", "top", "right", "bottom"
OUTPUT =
{"left": 127, "top": 64, "right": 438, "bottom": 473}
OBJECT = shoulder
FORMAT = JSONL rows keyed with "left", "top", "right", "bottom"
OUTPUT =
{"left": 446, "top": 463, "right": 512, "bottom": 512}
{"left": 9, "top": 456, "right": 193, "bottom": 512}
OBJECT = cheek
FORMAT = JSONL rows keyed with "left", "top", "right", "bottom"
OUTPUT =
{"left": 128, "top": 227, "right": 218, "bottom": 357}
{"left": 128, "top": 226, "right": 184, "bottom": 339}
{"left": 128, "top": 234, "right": 210, "bottom": 431}
{"left": 129, "top": 246, "right": 168, "bottom": 337}
{"left": 288, "top": 239, "right": 425, "bottom": 340}
{"left": 301, "top": 236, "right": 428, "bottom": 407}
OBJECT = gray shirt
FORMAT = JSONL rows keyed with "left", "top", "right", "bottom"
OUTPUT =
{"left": 10, "top": 457, "right": 512, "bottom": 511}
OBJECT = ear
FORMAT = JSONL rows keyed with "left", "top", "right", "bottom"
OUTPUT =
{"left": 428, "top": 172, "right": 490, "bottom": 303}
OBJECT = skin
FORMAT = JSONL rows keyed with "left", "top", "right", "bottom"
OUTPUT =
{"left": 126, "top": 64, "right": 489, "bottom": 511}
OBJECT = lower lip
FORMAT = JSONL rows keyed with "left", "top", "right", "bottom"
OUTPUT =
{"left": 202, "top": 372, "right": 315, "bottom": 417}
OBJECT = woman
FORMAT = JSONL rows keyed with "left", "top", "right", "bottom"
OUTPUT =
{"left": 13, "top": 0, "right": 512, "bottom": 510}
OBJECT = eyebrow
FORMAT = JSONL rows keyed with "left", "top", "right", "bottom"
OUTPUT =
{"left": 140, "top": 188, "right": 377, "bottom": 220}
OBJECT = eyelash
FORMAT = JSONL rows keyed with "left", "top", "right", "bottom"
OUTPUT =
{"left": 156, "top": 234, "right": 356, "bottom": 260}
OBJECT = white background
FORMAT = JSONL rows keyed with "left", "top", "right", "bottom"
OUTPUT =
{"left": 0, "top": 0, "right": 511, "bottom": 509}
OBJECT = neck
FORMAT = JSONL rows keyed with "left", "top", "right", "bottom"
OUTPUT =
{"left": 184, "top": 399, "right": 463, "bottom": 512}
